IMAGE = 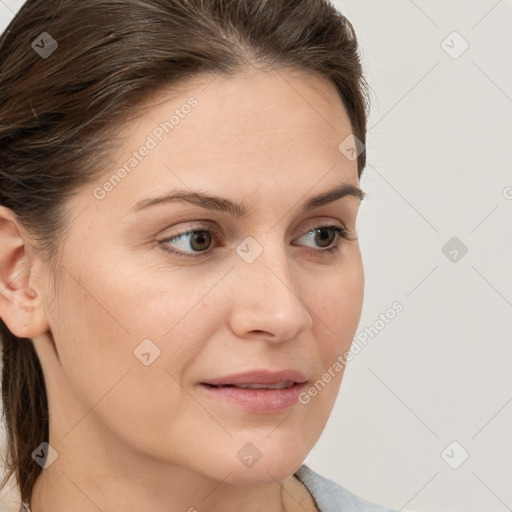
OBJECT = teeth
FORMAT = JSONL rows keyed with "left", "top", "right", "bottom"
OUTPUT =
{"left": 233, "top": 381, "right": 295, "bottom": 389}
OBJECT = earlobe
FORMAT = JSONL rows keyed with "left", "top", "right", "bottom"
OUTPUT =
{"left": 0, "top": 205, "right": 50, "bottom": 338}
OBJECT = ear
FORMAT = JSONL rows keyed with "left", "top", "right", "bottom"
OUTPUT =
{"left": 0, "top": 205, "right": 50, "bottom": 338}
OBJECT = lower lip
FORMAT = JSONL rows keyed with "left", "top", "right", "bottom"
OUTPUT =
{"left": 198, "top": 382, "right": 307, "bottom": 414}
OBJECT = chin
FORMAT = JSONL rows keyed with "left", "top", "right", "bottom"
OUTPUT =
{"left": 201, "top": 438, "right": 310, "bottom": 485}
{"left": 220, "top": 459, "right": 306, "bottom": 486}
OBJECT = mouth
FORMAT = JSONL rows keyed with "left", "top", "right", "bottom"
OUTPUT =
{"left": 199, "top": 368, "right": 308, "bottom": 387}
{"left": 197, "top": 369, "right": 308, "bottom": 413}
{"left": 197, "top": 379, "right": 308, "bottom": 414}
{"left": 201, "top": 381, "right": 298, "bottom": 390}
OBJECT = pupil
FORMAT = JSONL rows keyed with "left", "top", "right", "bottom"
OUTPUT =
{"left": 191, "top": 231, "right": 211, "bottom": 251}
{"left": 316, "top": 228, "right": 334, "bottom": 248}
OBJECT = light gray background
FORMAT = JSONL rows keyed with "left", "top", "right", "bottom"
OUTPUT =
{"left": 1, "top": 1, "right": 511, "bottom": 511}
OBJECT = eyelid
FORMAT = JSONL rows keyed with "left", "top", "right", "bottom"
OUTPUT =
{"left": 159, "top": 221, "right": 219, "bottom": 239}
{"left": 301, "top": 218, "right": 343, "bottom": 233}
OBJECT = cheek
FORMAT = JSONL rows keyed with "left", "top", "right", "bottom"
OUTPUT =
{"left": 48, "top": 254, "right": 217, "bottom": 393}
{"left": 300, "top": 254, "right": 363, "bottom": 413}
{"left": 310, "top": 256, "right": 364, "bottom": 355}
{"left": 46, "top": 272, "right": 208, "bottom": 460}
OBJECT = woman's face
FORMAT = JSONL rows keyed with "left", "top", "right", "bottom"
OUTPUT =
{"left": 33, "top": 66, "right": 364, "bottom": 484}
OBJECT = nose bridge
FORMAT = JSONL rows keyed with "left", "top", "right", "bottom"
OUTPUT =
{"left": 228, "top": 232, "right": 313, "bottom": 340}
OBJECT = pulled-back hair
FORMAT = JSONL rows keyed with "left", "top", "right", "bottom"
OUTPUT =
{"left": 0, "top": 0, "right": 369, "bottom": 506}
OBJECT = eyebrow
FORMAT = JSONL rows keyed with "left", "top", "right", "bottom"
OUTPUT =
{"left": 129, "top": 183, "right": 365, "bottom": 216}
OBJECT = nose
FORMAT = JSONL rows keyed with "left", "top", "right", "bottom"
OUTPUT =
{"left": 227, "top": 241, "right": 314, "bottom": 343}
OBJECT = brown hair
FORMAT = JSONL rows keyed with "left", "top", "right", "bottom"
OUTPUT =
{"left": 0, "top": 0, "right": 369, "bottom": 506}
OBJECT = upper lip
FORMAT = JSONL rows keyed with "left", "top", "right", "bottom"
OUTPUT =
{"left": 200, "top": 369, "right": 307, "bottom": 386}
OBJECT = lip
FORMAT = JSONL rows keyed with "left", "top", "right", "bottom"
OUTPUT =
{"left": 200, "top": 369, "right": 307, "bottom": 386}
{"left": 198, "top": 382, "right": 307, "bottom": 414}
{"left": 198, "top": 369, "right": 308, "bottom": 414}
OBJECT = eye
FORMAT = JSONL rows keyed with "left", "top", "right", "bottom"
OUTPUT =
{"left": 158, "top": 223, "right": 355, "bottom": 259}
{"left": 159, "top": 224, "right": 217, "bottom": 258}
{"left": 294, "top": 224, "right": 354, "bottom": 256}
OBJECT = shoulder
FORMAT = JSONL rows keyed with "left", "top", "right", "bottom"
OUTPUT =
{"left": 293, "top": 464, "right": 399, "bottom": 512}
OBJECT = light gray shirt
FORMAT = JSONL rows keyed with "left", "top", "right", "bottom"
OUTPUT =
{"left": 294, "top": 464, "right": 399, "bottom": 512}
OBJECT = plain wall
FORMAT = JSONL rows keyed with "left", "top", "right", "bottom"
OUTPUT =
{"left": 303, "top": 2, "right": 512, "bottom": 511}
{"left": 1, "top": 1, "right": 511, "bottom": 511}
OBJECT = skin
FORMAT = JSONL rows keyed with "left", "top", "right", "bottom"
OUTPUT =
{"left": 0, "top": 64, "right": 364, "bottom": 512}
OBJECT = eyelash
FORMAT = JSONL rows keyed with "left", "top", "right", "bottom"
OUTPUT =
{"left": 158, "top": 223, "right": 355, "bottom": 259}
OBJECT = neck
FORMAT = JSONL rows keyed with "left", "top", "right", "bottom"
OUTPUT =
{"left": 28, "top": 431, "right": 315, "bottom": 512}
{"left": 29, "top": 470, "right": 313, "bottom": 512}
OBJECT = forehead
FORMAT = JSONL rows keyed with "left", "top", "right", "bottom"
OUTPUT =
{"left": 83, "top": 66, "right": 359, "bottom": 218}
{"left": 131, "top": 65, "right": 351, "bottom": 147}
